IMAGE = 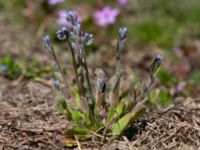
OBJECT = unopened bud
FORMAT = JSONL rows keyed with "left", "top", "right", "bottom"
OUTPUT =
{"left": 56, "top": 26, "right": 68, "bottom": 41}
{"left": 43, "top": 35, "right": 51, "bottom": 49}
{"left": 149, "top": 54, "right": 163, "bottom": 75}
{"left": 119, "top": 27, "right": 128, "bottom": 41}
{"left": 84, "top": 33, "right": 94, "bottom": 46}
{"left": 118, "top": 27, "right": 128, "bottom": 49}
{"left": 65, "top": 10, "right": 78, "bottom": 25}
{"left": 42, "top": 35, "right": 53, "bottom": 54}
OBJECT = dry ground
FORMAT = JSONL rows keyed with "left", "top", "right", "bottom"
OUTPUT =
{"left": 0, "top": 78, "right": 200, "bottom": 149}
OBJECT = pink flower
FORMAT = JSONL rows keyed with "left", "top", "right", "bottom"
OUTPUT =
{"left": 94, "top": 6, "right": 120, "bottom": 27}
{"left": 173, "top": 46, "right": 183, "bottom": 57}
{"left": 175, "top": 82, "right": 185, "bottom": 93}
{"left": 48, "top": 0, "right": 65, "bottom": 5}
{"left": 117, "top": 0, "right": 128, "bottom": 5}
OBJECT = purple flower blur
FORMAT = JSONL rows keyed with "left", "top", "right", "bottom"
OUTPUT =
{"left": 57, "top": 10, "right": 68, "bottom": 26}
{"left": 48, "top": 0, "right": 65, "bottom": 5}
{"left": 175, "top": 82, "right": 185, "bottom": 93}
{"left": 173, "top": 46, "right": 183, "bottom": 57}
{"left": 117, "top": 0, "right": 128, "bottom": 5}
{"left": 94, "top": 6, "right": 120, "bottom": 27}
{"left": 0, "top": 65, "right": 7, "bottom": 71}
{"left": 57, "top": 10, "right": 81, "bottom": 26}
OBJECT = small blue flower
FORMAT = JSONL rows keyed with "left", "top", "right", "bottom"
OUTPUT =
{"left": 0, "top": 65, "right": 7, "bottom": 71}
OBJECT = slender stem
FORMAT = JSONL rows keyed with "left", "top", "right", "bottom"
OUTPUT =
{"left": 50, "top": 46, "right": 69, "bottom": 87}
{"left": 77, "top": 54, "right": 85, "bottom": 96}
{"left": 136, "top": 76, "right": 153, "bottom": 101}
{"left": 81, "top": 42, "right": 93, "bottom": 97}
{"left": 115, "top": 41, "right": 120, "bottom": 73}
{"left": 66, "top": 36, "right": 81, "bottom": 95}
{"left": 83, "top": 53, "right": 93, "bottom": 94}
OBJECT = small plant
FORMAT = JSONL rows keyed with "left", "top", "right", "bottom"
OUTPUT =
{"left": 0, "top": 55, "right": 51, "bottom": 80}
{"left": 43, "top": 10, "right": 163, "bottom": 143}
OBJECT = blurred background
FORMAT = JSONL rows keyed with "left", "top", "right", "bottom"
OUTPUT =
{"left": 1, "top": 0, "right": 200, "bottom": 107}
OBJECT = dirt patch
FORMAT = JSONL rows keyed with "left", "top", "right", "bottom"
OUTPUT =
{"left": 131, "top": 98, "right": 200, "bottom": 149}
{"left": 0, "top": 78, "right": 67, "bottom": 149}
{"left": 0, "top": 77, "right": 199, "bottom": 149}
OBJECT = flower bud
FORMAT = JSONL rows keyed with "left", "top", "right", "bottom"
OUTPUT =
{"left": 42, "top": 35, "right": 51, "bottom": 49}
{"left": 149, "top": 54, "right": 163, "bottom": 75}
{"left": 65, "top": 10, "right": 78, "bottom": 25}
{"left": 118, "top": 27, "right": 128, "bottom": 49}
{"left": 73, "top": 22, "right": 81, "bottom": 34}
{"left": 97, "top": 78, "right": 106, "bottom": 93}
{"left": 119, "top": 27, "right": 128, "bottom": 41}
{"left": 42, "top": 35, "right": 53, "bottom": 54}
{"left": 56, "top": 26, "right": 68, "bottom": 41}
{"left": 84, "top": 33, "right": 94, "bottom": 46}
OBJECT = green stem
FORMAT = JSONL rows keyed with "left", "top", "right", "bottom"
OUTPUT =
{"left": 50, "top": 46, "right": 69, "bottom": 88}
{"left": 115, "top": 41, "right": 120, "bottom": 74}
{"left": 66, "top": 36, "right": 81, "bottom": 96}
{"left": 136, "top": 76, "right": 153, "bottom": 101}
{"left": 83, "top": 53, "right": 93, "bottom": 94}
{"left": 78, "top": 54, "right": 85, "bottom": 96}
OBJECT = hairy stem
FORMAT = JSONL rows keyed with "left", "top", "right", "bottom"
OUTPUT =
{"left": 83, "top": 53, "right": 93, "bottom": 94}
{"left": 50, "top": 46, "right": 70, "bottom": 88}
{"left": 115, "top": 41, "right": 120, "bottom": 74}
{"left": 66, "top": 36, "right": 82, "bottom": 96}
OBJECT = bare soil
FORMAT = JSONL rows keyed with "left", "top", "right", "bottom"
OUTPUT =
{"left": 1, "top": 77, "right": 199, "bottom": 149}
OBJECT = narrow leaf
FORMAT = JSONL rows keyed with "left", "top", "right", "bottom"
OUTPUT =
{"left": 64, "top": 125, "right": 89, "bottom": 136}
{"left": 71, "top": 86, "right": 81, "bottom": 108}
{"left": 55, "top": 99, "right": 71, "bottom": 118}
{"left": 111, "top": 105, "right": 146, "bottom": 136}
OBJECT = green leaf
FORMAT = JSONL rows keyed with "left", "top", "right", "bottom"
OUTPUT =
{"left": 64, "top": 125, "right": 89, "bottom": 136}
{"left": 114, "top": 101, "right": 125, "bottom": 118}
{"left": 84, "top": 113, "right": 92, "bottom": 127}
{"left": 119, "top": 89, "right": 129, "bottom": 100}
{"left": 159, "top": 89, "right": 173, "bottom": 106}
{"left": 71, "top": 87, "right": 81, "bottom": 108}
{"left": 159, "top": 69, "right": 176, "bottom": 85}
{"left": 70, "top": 109, "right": 83, "bottom": 121}
{"left": 111, "top": 106, "right": 146, "bottom": 136}
{"left": 149, "top": 89, "right": 160, "bottom": 105}
{"left": 110, "top": 72, "right": 122, "bottom": 107}
{"left": 111, "top": 113, "right": 132, "bottom": 136}
{"left": 55, "top": 99, "right": 71, "bottom": 117}
{"left": 130, "top": 106, "right": 146, "bottom": 123}
{"left": 64, "top": 125, "right": 91, "bottom": 141}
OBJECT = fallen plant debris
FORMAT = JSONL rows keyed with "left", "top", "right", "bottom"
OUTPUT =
{"left": 130, "top": 97, "right": 200, "bottom": 149}
{"left": 0, "top": 78, "right": 199, "bottom": 149}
